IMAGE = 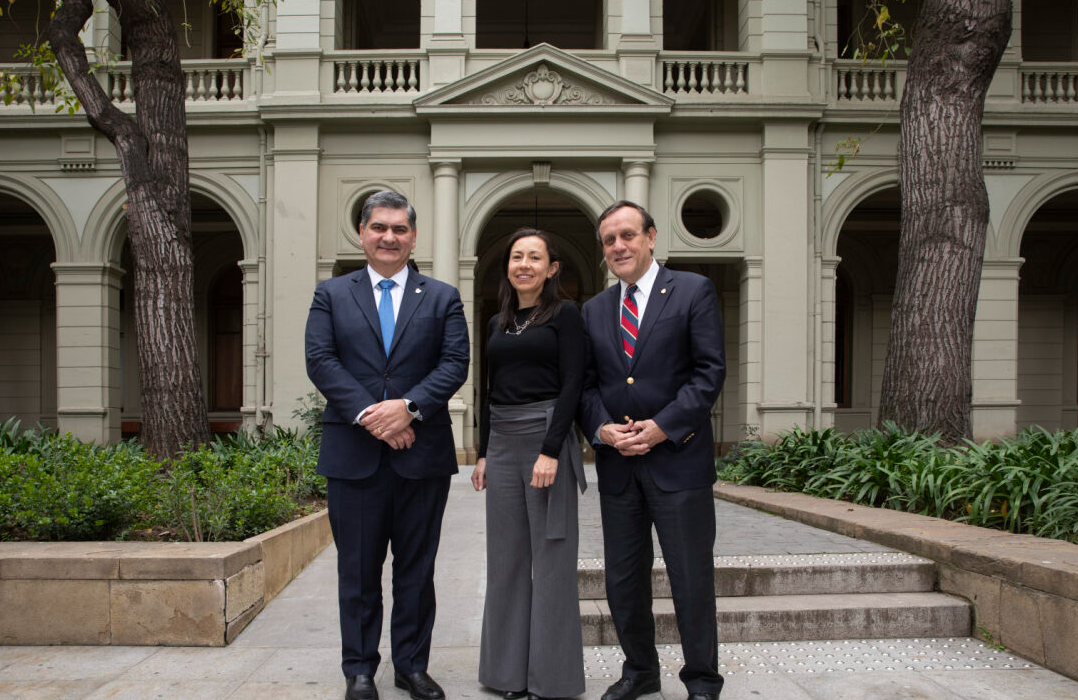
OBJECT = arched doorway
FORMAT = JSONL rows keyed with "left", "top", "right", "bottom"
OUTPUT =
{"left": 833, "top": 187, "right": 900, "bottom": 432}
{"left": 1017, "top": 188, "right": 1078, "bottom": 430}
{"left": 471, "top": 189, "right": 603, "bottom": 454}
{"left": 0, "top": 193, "right": 57, "bottom": 429}
{"left": 117, "top": 192, "right": 246, "bottom": 437}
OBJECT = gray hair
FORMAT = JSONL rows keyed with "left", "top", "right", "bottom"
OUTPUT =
{"left": 596, "top": 199, "right": 656, "bottom": 240}
{"left": 359, "top": 190, "right": 416, "bottom": 230}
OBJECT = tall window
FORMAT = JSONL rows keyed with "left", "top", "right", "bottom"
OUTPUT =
{"left": 663, "top": 0, "right": 737, "bottom": 51}
{"left": 344, "top": 0, "right": 420, "bottom": 49}
{"left": 476, "top": 0, "right": 601, "bottom": 49}
{"left": 1022, "top": 0, "right": 1078, "bottom": 61}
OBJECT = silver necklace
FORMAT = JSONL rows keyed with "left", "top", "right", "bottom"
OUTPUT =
{"left": 505, "top": 308, "right": 539, "bottom": 335}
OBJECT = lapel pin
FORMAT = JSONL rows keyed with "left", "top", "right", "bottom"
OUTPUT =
{"left": 415, "top": 288, "right": 422, "bottom": 293}
{"left": 660, "top": 288, "right": 667, "bottom": 294}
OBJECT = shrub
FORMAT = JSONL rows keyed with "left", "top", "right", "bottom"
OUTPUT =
{"left": 0, "top": 421, "right": 325, "bottom": 542}
{"left": 718, "top": 423, "right": 1078, "bottom": 544}
{"left": 0, "top": 427, "right": 159, "bottom": 541}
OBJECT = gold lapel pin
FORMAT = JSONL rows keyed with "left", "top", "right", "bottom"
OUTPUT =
{"left": 660, "top": 288, "right": 667, "bottom": 294}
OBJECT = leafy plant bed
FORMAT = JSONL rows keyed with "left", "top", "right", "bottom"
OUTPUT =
{"left": 717, "top": 423, "right": 1078, "bottom": 543}
{"left": 0, "top": 419, "right": 326, "bottom": 543}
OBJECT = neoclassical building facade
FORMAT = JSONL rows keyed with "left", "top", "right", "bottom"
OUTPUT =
{"left": 1, "top": 0, "right": 1076, "bottom": 459}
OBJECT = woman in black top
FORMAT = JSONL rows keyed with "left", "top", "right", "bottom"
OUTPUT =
{"left": 471, "top": 228, "right": 586, "bottom": 700}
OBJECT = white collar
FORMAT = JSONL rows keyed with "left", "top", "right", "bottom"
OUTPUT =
{"left": 620, "top": 259, "right": 659, "bottom": 299}
{"left": 368, "top": 265, "right": 410, "bottom": 291}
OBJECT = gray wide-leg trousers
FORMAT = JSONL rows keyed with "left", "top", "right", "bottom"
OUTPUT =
{"left": 479, "top": 404, "right": 585, "bottom": 698}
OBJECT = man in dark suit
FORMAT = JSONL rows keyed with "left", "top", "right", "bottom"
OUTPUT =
{"left": 580, "top": 200, "right": 726, "bottom": 700}
{"left": 305, "top": 190, "right": 469, "bottom": 700}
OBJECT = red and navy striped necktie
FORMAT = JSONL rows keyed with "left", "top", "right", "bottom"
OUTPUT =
{"left": 621, "top": 284, "right": 639, "bottom": 366}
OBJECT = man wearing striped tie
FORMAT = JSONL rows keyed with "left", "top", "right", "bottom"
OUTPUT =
{"left": 580, "top": 200, "right": 727, "bottom": 700}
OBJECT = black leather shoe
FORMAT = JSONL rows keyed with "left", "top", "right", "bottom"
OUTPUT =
{"left": 600, "top": 677, "right": 661, "bottom": 700}
{"left": 686, "top": 694, "right": 719, "bottom": 700}
{"left": 393, "top": 670, "right": 445, "bottom": 700}
{"left": 345, "top": 674, "right": 378, "bottom": 700}
{"left": 503, "top": 691, "right": 528, "bottom": 699}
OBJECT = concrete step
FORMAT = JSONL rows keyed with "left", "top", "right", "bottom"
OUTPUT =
{"left": 577, "top": 552, "right": 936, "bottom": 600}
{"left": 580, "top": 591, "right": 971, "bottom": 645}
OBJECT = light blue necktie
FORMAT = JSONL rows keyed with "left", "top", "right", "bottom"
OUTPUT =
{"left": 378, "top": 279, "right": 395, "bottom": 356}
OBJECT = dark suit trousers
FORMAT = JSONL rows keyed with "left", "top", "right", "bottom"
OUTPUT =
{"left": 599, "top": 465, "right": 723, "bottom": 695}
{"left": 327, "top": 464, "right": 451, "bottom": 678}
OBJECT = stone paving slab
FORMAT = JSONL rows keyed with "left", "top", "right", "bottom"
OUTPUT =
{"left": 2, "top": 470, "right": 1078, "bottom": 699}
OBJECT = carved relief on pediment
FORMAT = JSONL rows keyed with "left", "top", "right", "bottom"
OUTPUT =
{"left": 466, "top": 63, "right": 617, "bottom": 106}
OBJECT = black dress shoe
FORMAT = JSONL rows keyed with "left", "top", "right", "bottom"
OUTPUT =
{"left": 393, "top": 670, "right": 445, "bottom": 700}
{"left": 600, "top": 676, "right": 661, "bottom": 700}
{"left": 503, "top": 691, "right": 528, "bottom": 699}
{"left": 686, "top": 694, "right": 719, "bottom": 700}
{"left": 345, "top": 674, "right": 378, "bottom": 700}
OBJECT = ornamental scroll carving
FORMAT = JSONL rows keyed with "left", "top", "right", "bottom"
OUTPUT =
{"left": 476, "top": 64, "right": 615, "bottom": 106}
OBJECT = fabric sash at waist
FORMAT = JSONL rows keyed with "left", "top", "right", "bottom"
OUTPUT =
{"left": 490, "top": 399, "right": 586, "bottom": 540}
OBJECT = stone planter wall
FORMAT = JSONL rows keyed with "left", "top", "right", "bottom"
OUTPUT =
{"left": 714, "top": 483, "right": 1078, "bottom": 681}
{"left": 0, "top": 509, "right": 331, "bottom": 646}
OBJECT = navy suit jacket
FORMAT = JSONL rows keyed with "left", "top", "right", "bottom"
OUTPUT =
{"left": 580, "top": 265, "right": 726, "bottom": 495}
{"left": 305, "top": 266, "right": 469, "bottom": 480}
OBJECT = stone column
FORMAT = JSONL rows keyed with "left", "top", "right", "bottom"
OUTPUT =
{"left": 622, "top": 160, "right": 652, "bottom": 210}
{"left": 431, "top": 159, "right": 461, "bottom": 287}
{"left": 971, "top": 259, "right": 1022, "bottom": 440}
{"left": 457, "top": 256, "right": 477, "bottom": 463}
{"left": 238, "top": 260, "right": 260, "bottom": 432}
{"left": 52, "top": 262, "right": 123, "bottom": 444}
{"left": 739, "top": 257, "right": 763, "bottom": 433}
{"left": 818, "top": 256, "right": 840, "bottom": 430}
{"left": 268, "top": 123, "right": 320, "bottom": 429}
{"left": 757, "top": 121, "right": 813, "bottom": 437}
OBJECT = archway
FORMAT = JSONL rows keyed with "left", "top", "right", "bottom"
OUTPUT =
{"left": 833, "top": 187, "right": 900, "bottom": 432}
{"left": 1016, "top": 188, "right": 1078, "bottom": 430}
{"left": 116, "top": 192, "right": 246, "bottom": 437}
{"left": 471, "top": 189, "right": 602, "bottom": 453}
{"left": 0, "top": 193, "right": 57, "bottom": 429}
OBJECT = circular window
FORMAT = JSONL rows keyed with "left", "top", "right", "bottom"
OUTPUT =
{"left": 680, "top": 191, "right": 726, "bottom": 240}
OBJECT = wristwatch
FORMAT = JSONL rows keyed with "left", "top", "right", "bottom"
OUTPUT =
{"left": 403, "top": 398, "right": 422, "bottom": 420}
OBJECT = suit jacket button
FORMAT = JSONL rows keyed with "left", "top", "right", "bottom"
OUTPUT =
{"left": 383, "top": 373, "right": 390, "bottom": 380}
{"left": 626, "top": 377, "right": 634, "bottom": 385}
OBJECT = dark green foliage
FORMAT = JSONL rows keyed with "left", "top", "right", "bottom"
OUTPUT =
{"left": 717, "top": 423, "right": 1078, "bottom": 543}
{"left": 0, "top": 420, "right": 325, "bottom": 542}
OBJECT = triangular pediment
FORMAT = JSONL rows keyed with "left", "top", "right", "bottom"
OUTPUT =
{"left": 414, "top": 44, "right": 673, "bottom": 113}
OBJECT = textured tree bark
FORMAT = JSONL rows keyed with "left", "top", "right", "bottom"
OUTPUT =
{"left": 878, "top": 0, "right": 1011, "bottom": 444}
{"left": 50, "top": 0, "right": 210, "bottom": 458}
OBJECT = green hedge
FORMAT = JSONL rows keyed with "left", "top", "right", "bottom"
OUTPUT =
{"left": 717, "top": 423, "right": 1078, "bottom": 543}
{"left": 0, "top": 418, "right": 324, "bottom": 542}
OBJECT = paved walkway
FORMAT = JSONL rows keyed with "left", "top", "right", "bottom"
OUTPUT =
{"left": 2, "top": 467, "right": 1077, "bottom": 699}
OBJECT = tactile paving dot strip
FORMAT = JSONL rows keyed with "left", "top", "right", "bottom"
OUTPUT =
{"left": 581, "top": 639, "right": 1038, "bottom": 678}
{"left": 576, "top": 552, "right": 929, "bottom": 570}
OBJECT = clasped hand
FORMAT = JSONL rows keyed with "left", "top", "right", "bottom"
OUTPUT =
{"left": 360, "top": 399, "right": 415, "bottom": 450}
{"left": 599, "top": 418, "right": 668, "bottom": 456}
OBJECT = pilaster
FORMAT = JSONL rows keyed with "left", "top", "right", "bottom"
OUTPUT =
{"left": 52, "top": 262, "right": 124, "bottom": 445}
{"left": 268, "top": 123, "right": 321, "bottom": 429}
{"left": 971, "top": 259, "right": 1022, "bottom": 441}
{"left": 458, "top": 255, "right": 478, "bottom": 463}
{"left": 739, "top": 257, "right": 763, "bottom": 433}
{"left": 757, "top": 121, "right": 813, "bottom": 437}
{"left": 238, "top": 260, "right": 261, "bottom": 432}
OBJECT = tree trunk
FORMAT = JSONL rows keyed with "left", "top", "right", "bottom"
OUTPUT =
{"left": 878, "top": 0, "right": 1011, "bottom": 444}
{"left": 50, "top": 0, "right": 210, "bottom": 458}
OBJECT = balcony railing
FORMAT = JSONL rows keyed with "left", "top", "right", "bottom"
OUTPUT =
{"left": 107, "top": 60, "right": 250, "bottom": 104}
{"left": 834, "top": 60, "right": 904, "bottom": 102}
{"left": 661, "top": 53, "right": 752, "bottom": 96}
{"left": 0, "top": 66, "right": 58, "bottom": 107}
{"left": 331, "top": 52, "right": 424, "bottom": 95}
{"left": 1021, "top": 65, "right": 1078, "bottom": 103}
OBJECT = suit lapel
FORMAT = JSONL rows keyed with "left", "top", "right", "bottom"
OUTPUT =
{"left": 349, "top": 268, "right": 385, "bottom": 348}
{"left": 628, "top": 265, "right": 674, "bottom": 372}
{"left": 388, "top": 269, "right": 425, "bottom": 358}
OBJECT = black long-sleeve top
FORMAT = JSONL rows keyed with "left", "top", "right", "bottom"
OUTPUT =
{"left": 478, "top": 300, "right": 585, "bottom": 459}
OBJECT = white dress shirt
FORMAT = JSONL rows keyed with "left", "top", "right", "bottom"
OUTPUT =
{"left": 618, "top": 259, "right": 660, "bottom": 326}
{"left": 356, "top": 265, "right": 419, "bottom": 424}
